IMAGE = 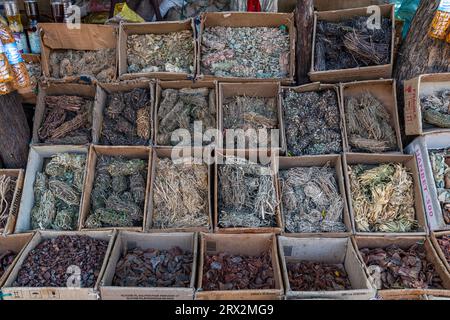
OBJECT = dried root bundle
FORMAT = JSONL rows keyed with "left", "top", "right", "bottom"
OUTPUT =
{"left": 0, "top": 175, "right": 17, "bottom": 230}
{"left": 420, "top": 90, "right": 450, "bottom": 128}
{"left": 429, "top": 148, "right": 450, "bottom": 224}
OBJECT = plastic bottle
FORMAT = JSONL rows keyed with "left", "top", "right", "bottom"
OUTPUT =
{"left": 3, "top": 0, "right": 29, "bottom": 53}
{"left": 0, "top": 41, "right": 13, "bottom": 82}
{"left": 429, "top": 0, "right": 450, "bottom": 40}
{"left": 0, "top": 24, "right": 30, "bottom": 88}
{"left": 24, "top": 0, "right": 40, "bottom": 54}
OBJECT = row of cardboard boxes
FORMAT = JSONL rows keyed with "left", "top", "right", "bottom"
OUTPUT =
{"left": 1, "top": 231, "right": 450, "bottom": 300}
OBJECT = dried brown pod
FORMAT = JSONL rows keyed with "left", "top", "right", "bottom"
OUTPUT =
{"left": 0, "top": 251, "right": 17, "bottom": 278}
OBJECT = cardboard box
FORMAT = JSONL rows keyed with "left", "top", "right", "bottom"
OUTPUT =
{"left": 146, "top": 147, "right": 213, "bottom": 233}
{"left": 280, "top": 83, "right": 345, "bottom": 155}
{"left": 340, "top": 79, "right": 403, "bottom": 153}
{"left": 432, "top": 231, "right": 450, "bottom": 275}
{"left": 196, "top": 233, "right": 284, "bottom": 300}
{"left": 93, "top": 81, "right": 154, "bottom": 145}
{"left": 309, "top": 4, "right": 395, "bottom": 83}
{"left": 197, "top": 12, "right": 296, "bottom": 84}
{"left": 0, "top": 233, "right": 33, "bottom": 289}
{"left": 353, "top": 236, "right": 450, "bottom": 299}
{"left": 0, "top": 170, "right": 24, "bottom": 235}
{"left": 118, "top": 20, "right": 196, "bottom": 81}
{"left": 277, "top": 155, "right": 352, "bottom": 237}
{"left": 214, "top": 149, "right": 282, "bottom": 234}
{"left": 343, "top": 153, "right": 428, "bottom": 236}
{"left": 32, "top": 83, "right": 96, "bottom": 145}
{"left": 405, "top": 132, "right": 450, "bottom": 231}
{"left": 154, "top": 80, "right": 218, "bottom": 147}
{"left": 100, "top": 231, "right": 198, "bottom": 300}
{"left": 80, "top": 145, "right": 152, "bottom": 231}
{"left": 2, "top": 230, "right": 115, "bottom": 300}
{"left": 17, "top": 54, "right": 40, "bottom": 104}
{"left": 404, "top": 73, "right": 450, "bottom": 136}
{"left": 218, "top": 82, "right": 284, "bottom": 152}
{"left": 278, "top": 236, "right": 375, "bottom": 299}
{"left": 15, "top": 145, "right": 89, "bottom": 233}
{"left": 39, "top": 23, "right": 118, "bottom": 83}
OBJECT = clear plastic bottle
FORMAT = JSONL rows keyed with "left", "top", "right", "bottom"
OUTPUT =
{"left": 24, "top": 0, "right": 40, "bottom": 54}
{"left": 3, "top": 0, "right": 30, "bottom": 53}
{"left": 0, "top": 41, "right": 13, "bottom": 82}
{"left": 429, "top": 0, "right": 450, "bottom": 40}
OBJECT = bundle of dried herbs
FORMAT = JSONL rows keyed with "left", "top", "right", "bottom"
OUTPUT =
{"left": 315, "top": 16, "right": 392, "bottom": 71}
{"left": 283, "top": 89, "right": 342, "bottom": 156}
{"left": 202, "top": 250, "right": 274, "bottom": 290}
{"left": 201, "top": 26, "right": 290, "bottom": 78}
{"left": 0, "top": 175, "right": 17, "bottom": 230}
{"left": 280, "top": 165, "right": 346, "bottom": 233}
{"left": 287, "top": 262, "right": 352, "bottom": 291}
{"left": 0, "top": 251, "right": 16, "bottom": 278}
{"left": 38, "top": 95, "right": 93, "bottom": 145}
{"left": 430, "top": 149, "right": 450, "bottom": 224}
{"left": 86, "top": 156, "right": 147, "bottom": 229}
{"left": 152, "top": 158, "right": 209, "bottom": 229}
{"left": 349, "top": 163, "right": 418, "bottom": 233}
{"left": 223, "top": 95, "right": 278, "bottom": 148}
{"left": 437, "top": 235, "right": 450, "bottom": 265}
{"left": 13, "top": 235, "right": 108, "bottom": 288}
{"left": 113, "top": 246, "right": 193, "bottom": 287}
{"left": 165, "top": 0, "right": 230, "bottom": 21}
{"left": 100, "top": 88, "right": 152, "bottom": 146}
{"left": 30, "top": 153, "right": 86, "bottom": 231}
{"left": 49, "top": 49, "right": 116, "bottom": 82}
{"left": 218, "top": 157, "right": 277, "bottom": 228}
{"left": 359, "top": 244, "right": 444, "bottom": 289}
{"left": 345, "top": 93, "right": 397, "bottom": 153}
{"left": 157, "top": 87, "right": 216, "bottom": 146}
{"left": 127, "top": 31, "right": 194, "bottom": 74}
{"left": 420, "top": 90, "right": 450, "bottom": 128}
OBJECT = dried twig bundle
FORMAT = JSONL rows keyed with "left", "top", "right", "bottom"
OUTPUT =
{"left": 429, "top": 148, "right": 450, "bottom": 224}
{"left": 0, "top": 175, "right": 17, "bottom": 230}
{"left": 420, "top": 90, "right": 450, "bottom": 128}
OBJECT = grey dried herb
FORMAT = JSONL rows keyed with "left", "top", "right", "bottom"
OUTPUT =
{"left": 420, "top": 90, "right": 450, "bottom": 128}
{"left": 165, "top": 0, "right": 230, "bottom": 20}
{"left": 429, "top": 149, "right": 450, "bottom": 224}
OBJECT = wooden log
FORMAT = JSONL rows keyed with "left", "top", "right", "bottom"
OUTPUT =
{"left": 0, "top": 92, "right": 30, "bottom": 168}
{"left": 295, "top": 0, "right": 314, "bottom": 85}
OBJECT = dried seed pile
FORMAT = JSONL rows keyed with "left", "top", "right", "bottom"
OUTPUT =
{"left": 31, "top": 153, "right": 86, "bottom": 231}
{"left": 165, "top": 0, "right": 230, "bottom": 21}
{"left": 315, "top": 16, "right": 392, "bottom": 71}
{"left": 218, "top": 157, "right": 277, "bottom": 228}
{"left": 0, "top": 175, "right": 17, "bottom": 229}
{"left": 152, "top": 158, "right": 209, "bottom": 229}
{"left": 157, "top": 87, "right": 216, "bottom": 146}
{"left": 100, "top": 88, "right": 152, "bottom": 146}
{"left": 86, "top": 156, "right": 147, "bottom": 228}
{"left": 0, "top": 251, "right": 16, "bottom": 278}
{"left": 430, "top": 149, "right": 450, "bottom": 224}
{"left": 127, "top": 31, "right": 194, "bottom": 74}
{"left": 113, "top": 246, "right": 193, "bottom": 287}
{"left": 280, "top": 165, "right": 346, "bottom": 233}
{"left": 49, "top": 49, "right": 116, "bottom": 82}
{"left": 283, "top": 89, "right": 342, "bottom": 156}
{"left": 201, "top": 26, "right": 290, "bottom": 78}
{"left": 437, "top": 235, "right": 450, "bottom": 265}
{"left": 38, "top": 95, "right": 93, "bottom": 145}
{"left": 360, "top": 244, "right": 443, "bottom": 289}
{"left": 13, "top": 235, "right": 108, "bottom": 288}
{"left": 287, "top": 262, "right": 352, "bottom": 291}
{"left": 223, "top": 96, "right": 278, "bottom": 148}
{"left": 420, "top": 90, "right": 450, "bottom": 128}
{"left": 349, "top": 163, "right": 418, "bottom": 233}
{"left": 202, "top": 251, "right": 275, "bottom": 290}
{"left": 345, "top": 93, "right": 397, "bottom": 153}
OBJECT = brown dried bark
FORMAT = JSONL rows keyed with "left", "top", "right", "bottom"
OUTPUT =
{"left": 295, "top": 0, "right": 314, "bottom": 85}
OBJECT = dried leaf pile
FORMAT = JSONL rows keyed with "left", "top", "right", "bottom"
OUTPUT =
{"left": 280, "top": 165, "right": 346, "bottom": 233}
{"left": 201, "top": 26, "right": 290, "bottom": 78}
{"left": 429, "top": 149, "right": 450, "bottom": 224}
{"left": 14, "top": 235, "right": 108, "bottom": 288}
{"left": 25, "top": 61, "right": 40, "bottom": 92}
{"left": 287, "top": 262, "right": 352, "bottom": 291}
{"left": 223, "top": 96, "right": 278, "bottom": 148}
{"left": 113, "top": 246, "right": 193, "bottom": 287}
{"left": 315, "top": 16, "right": 392, "bottom": 71}
{"left": 345, "top": 93, "right": 397, "bottom": 153}
{"left": 283, "top": 89, "right": 342, "bottom": 155}
{"left": 0, "top": 251, "right": 16, "bottom": 278}
{"left": 349, "top": 163, "right": 418, "bottom": 233}
{"left": 157, "top": 87, "right": 216, "bottom": 146}
{"left": 31, "top": 153, "right": 86, "bottom": 231}
{"left": 165, "top": 0, "right": 230, "bottom": 21}
{"left": 152, "top": 158, "right": 209, "bottom": 229}
{"left": 49, "top": 49, "right": 116, "bottom": 82}
{"left": 127, "top": 31, "right": 194, "bottom": 74}
{"left": 100, "top": 88, "right": 152, "bottom": 146}
{"left": 38, "top": 95, "right": 93, "bottom": 145}
{"left": 0, "top": 175, "right": 17, "bottom": 230}
{"left": 360, "top": 244, "right": 443, "bottom": 289}
{"left": 86, "top": 156, "right": 147, "bottom": 229}
{"left": 202, "top": 251, "right": 275, "bottom": 290}
{"left": 218, "top": 157, "right": 277, "bottom": 228}
{"left": 420, "top": 90, "right": 450, "bottom": 128}
{"left": 437, "top": 235, "right": 450, "bottom": 265}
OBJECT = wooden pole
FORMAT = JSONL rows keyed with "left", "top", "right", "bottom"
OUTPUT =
{"left": 295, "top": 0, "right": 314, "bottom": 85}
